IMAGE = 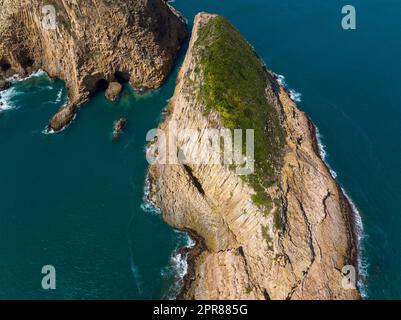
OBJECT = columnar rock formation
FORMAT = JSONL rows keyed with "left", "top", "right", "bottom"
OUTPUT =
{"left": 0, "top": 0, "right": 186, "bottom": 130}
{"left": 148, "top": 13, "right": 360, "bottom": 300}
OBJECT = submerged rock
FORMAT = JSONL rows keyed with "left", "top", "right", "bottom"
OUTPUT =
{"left": 112, "top": 118, "right": 127, "bottom": 140}
{"left": 105, "top": 82, "right": 122, "bottom": 102}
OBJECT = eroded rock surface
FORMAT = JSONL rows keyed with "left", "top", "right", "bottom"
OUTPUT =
{"left": 48, "top": 102, "right": 76, "bottom": 132}
{"left": 148, "top": 13, "right": 360, "bottom": 300}
{"left": 105, "top": 82, "right": 123, "bottom": 102}
{"left": 0, "top": 0, "right": 187, "bottom": 129}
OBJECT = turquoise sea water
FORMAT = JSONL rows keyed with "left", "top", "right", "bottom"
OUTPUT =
{"left": 0, "top": 0, "right": 400, "bottom": 299}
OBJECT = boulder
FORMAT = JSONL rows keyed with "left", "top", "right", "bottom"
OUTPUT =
{"left": 48, "top": 103, "right": 76, "bottom": 132}
{"left": 105, "top": 82, "right": 122, "bottom": 102}
{"left": 112, "top": 118, "right": 127, "bottom": 139}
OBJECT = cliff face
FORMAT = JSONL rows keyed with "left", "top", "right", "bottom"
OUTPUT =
{"left": 148, "top": 13, "right": 360, "bottom": 300}
{"left": 0, "top": 0, "right": 186, "bottom": 129}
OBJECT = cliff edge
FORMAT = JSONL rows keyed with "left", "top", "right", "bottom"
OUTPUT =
{"left": 148, "top": 13, "right": 360, "bottom": 300}
{"left": 0, "top": 0, "right": 186, "bottom": 130}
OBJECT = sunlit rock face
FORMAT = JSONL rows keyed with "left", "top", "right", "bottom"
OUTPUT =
{"left": 0, "top": 0, "right": 187, "bottom": 103}
{"left": 148, "top": 13, "right": 360, "bottom": 300}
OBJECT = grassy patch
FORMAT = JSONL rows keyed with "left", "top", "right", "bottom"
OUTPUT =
{"left": 245, "top": 285, "right": 253, "bottom": 294}
{"left": 194, "top": 16, "right": 285, "bottom": 211}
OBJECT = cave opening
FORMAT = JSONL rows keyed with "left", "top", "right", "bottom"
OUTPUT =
{"left": 0, "top": 59, "right": 11, "bottom": 72}
{"left": 21, "top": 58, "right": 34, "bottom": 68}
{"left": 91, "top": 79, "right": 109, "bottom": 96}
{"left": 114, "top": 71, "right": 130, "bottom": 83}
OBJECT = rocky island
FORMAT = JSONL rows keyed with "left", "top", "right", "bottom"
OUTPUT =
{"left": 0, "top": 0, "right": 186, "bottom": 131}
{"left": 0, "top": 0, "right": 361, "bottom": 300}
{"left": 147, "top": 13, "right": 360, "bottom": 300}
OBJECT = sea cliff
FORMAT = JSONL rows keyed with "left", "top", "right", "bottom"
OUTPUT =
{"left": 147, "top": 13, "right": 360, "bottom": 300}
{"left": 0, "top": 0, "right": 186, "bottom": 130}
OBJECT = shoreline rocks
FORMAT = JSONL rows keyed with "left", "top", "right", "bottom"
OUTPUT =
{"left": 147, "top": 13, "right": 360, "bottom": 300}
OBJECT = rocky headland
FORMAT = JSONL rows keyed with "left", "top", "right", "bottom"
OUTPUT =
{"left": 0, "top": 0, "right": 186, "bottom": 131}
{"left": 0, "top": 0, "right": 361, "bottom": 300}
{"left": 147, "top": 13, "right": 360, "bottom": 300}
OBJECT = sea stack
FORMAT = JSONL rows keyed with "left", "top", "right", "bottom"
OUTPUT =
{"left": 48, "top": 103, "right": 76, "bottom": 132}
{"left": 0, "top": 0, "right": 187, "bottom": 131}
{"left": 147, "top": 13, "right": 360, "bottom": 300}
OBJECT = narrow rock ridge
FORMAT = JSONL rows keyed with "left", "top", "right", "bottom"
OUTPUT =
{"left": 148, "top": 13, "right": 360, "bottom": 300}
{"left": 0, "top": 0, "right": 186, "bottom": 130}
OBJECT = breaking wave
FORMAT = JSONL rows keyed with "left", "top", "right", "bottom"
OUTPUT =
{"left": 55, "top": 88, "right": 63, "bottom": 103}
{"left": 275, "top": 70, "right": 368, "bottom": 297}
{"left": 314, "top": 124, "right": 368, "bottom": 298}
{"left": 7, "top": 69, "right": 48, "bottom": 84}
{"left": 0, "top": 86, "right": 18, "bottom": 112}
{"left": 42, "top": 113, "right": 76, "bottom": 135}
{"left": 276, "top": 74, "right": 302, "bottom": 102}
{"left": 140, "top": 176, "right": 161, "bottom": 215}
{"left": 140, "top": 175, "right": 196, "bottom": 299}
{"left": 161, "top": 230, "right": 195, "bottom": 300}
{"left": 1, "top": 70, "right": 51, "bottom": 113}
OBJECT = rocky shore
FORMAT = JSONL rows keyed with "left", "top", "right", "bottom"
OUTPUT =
{"left": 1, "top": 0, "right": 361, "bottom": 300}
{"left": 0, "top": 0, "right": 186, "bottom": 130}
{"left": 147, "top": 13, "right": 360, "bottom": 300}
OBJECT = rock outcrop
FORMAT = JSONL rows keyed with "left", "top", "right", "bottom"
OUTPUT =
{"left": 112, "top": 117, "right": 126, "bottom": 140}
{"left": 0, "top": 0, "right": 187, "bottom": 129}
{"left": 105, "top": 82, "right": 122, "bottom": 102}
{"left": 0, "top": 80, "right": 11, "bottom": 91}
{"left": 48, "top": 102, "right": 75, "bottom": 132}
{"left": 147, "top": 13, "right": 360, "bottom": 300}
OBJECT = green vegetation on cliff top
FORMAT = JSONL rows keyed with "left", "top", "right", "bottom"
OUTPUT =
{"left": 194, "top": 16, "right": 286, "bottom": 210}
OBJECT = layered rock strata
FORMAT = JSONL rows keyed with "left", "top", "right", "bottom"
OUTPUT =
{"left": 0, "top": 0, "right": 186, "bottom": 129}
{"left": 148, "top": 13, "right": 360, "bottom": 300}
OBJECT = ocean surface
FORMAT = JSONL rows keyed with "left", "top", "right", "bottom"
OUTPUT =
{"left": 0, "top": 0, "right": 400, "bottom": 299}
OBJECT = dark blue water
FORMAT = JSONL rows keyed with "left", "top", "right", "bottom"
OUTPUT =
{"left": 0, "top": 0, "right": 400, "bottom": 299}
{"left": 0, "top": 67, "right": 190, "bottom": 299}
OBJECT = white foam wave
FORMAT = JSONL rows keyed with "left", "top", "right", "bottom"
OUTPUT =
{"left": 0, "top": 86, "right": 18, "bottom": 112}
{"left": 276, "top": 74, "right": 302, "bottom": 102}
{"left": 343, "top": 188, "right": 369, "bottom": 299}
{"left": 140, "top": 175, "right": 161, "bottom": 215}
{"left": 42, "top": 112, "right": 76, "bottom": 135}
{"left": 162, "top": 231, "right": 195, "bottom": 300}
{"left": 1, "top": 69, "right": 51, "bottom": 113}
{"left": 55, "top": 88, "right": 63, "bottom": 103}
{"left": 6, "top": 69, "right": 48, "bottom": 84}
{"left": 315, "top": 126, "right": 338, "bottom": 178}
{"left": 275, "top": 72, "right": 367, "bottom": 297}
{"left": 140, "top": 174, "right": 196, "bottom": 298}
{"left": 314, "top": 124, "right": 368, "bottom": 297}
